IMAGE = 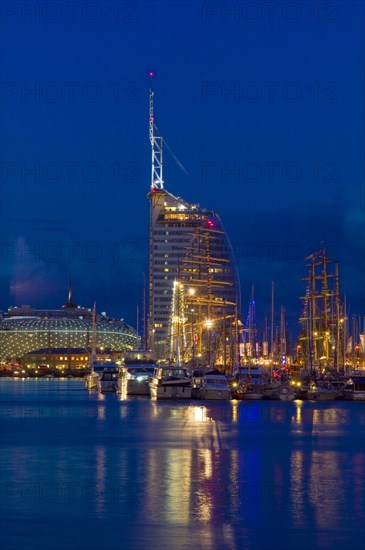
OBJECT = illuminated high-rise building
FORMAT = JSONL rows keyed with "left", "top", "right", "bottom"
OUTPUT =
{"left": 147, "top": 87, "right": 240, "bottom": 360}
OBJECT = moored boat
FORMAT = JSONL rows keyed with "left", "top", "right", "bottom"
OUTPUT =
{"left": 97, "top": 366, "right": 119, "bottom": 393}
{"left": 240, "top": 384, "right": 264, "bottom": 400}
{"left": 85, "top": 358, "right": 119, "bottom": 390}
{"left": 195, "top": 369, "right": 231, "bottom": 400}
{"left": 342, "top": 376, "right": 365, "bottom": 401}
{"left": 84, "top": 369, "right": 100, "bottom": 390}
{"left": 84, "top": 302, "right": 112, "bottom": 391}
{"left": 307, "top": 380, "right": 339, "bottom": 401}
{"left": 271, "top": 383, "right": 296, "bottom": 401}
{"left": 118, "top": 363, "right": 155, "bottom": 396}
{"left": 231, "top": 365, "right": 267, "bottom": 400}
{"left": 149, "top": 366, "right": 191, "bottom": 400}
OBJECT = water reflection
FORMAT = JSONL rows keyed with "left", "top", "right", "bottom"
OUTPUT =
{"left": 97, "top": 404, "right": 106, "bottom": 421}
{"left": 231, "top": 400, "right": 239, "bottom": 423}
{"left": 1, "top": 380, "right": 364, "bottom": 550}
{"left": 189, "top": 405, "right": 209, "bottom": 423}
{"left": 95, "top": 446, "right": 106, "bottom": 517}
{"left": 294, "top": 400, "right": 303, "bottom": 423}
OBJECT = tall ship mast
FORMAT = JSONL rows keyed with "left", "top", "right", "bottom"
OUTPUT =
{"left": 242, "top": 286, "right": 258, "bottom": 364}
{"left": 169, "top": 280, "right": 186, "bottom": 366}
{"left": 168, "top": 220, "right": 240, "bottom": 371}
{"left": 299, "top": 248, "right": 345, "bottom": 373}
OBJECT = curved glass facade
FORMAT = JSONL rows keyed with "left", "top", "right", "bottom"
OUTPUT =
{"left": 0, "top": 305, "right": 139, "bottom": 361}
{"left": 148, "top": 188, "right": 240, "bottom": 361}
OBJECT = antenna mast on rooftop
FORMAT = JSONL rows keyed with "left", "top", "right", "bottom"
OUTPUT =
{"left": 149, "top": 72, "right": 164, "bottom": 190}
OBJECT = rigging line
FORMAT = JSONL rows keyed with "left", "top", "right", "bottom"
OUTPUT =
{"left": 154, "top": 123, "right": 191, "bottom": 179}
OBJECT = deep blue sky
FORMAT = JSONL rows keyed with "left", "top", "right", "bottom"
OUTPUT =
{"left": 0, "top": 0, "right": 364, "bottom": 335}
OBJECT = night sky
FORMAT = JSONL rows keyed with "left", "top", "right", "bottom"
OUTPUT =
{"left": 0, "top": 1, "right": 364, "bottom": 337}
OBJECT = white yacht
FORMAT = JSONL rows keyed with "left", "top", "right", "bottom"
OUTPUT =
{"left": 97, "top": 366, "right": 119, "bottom": 393}
{"left": 149, "top": 366, "right": 191, "bottom": 400}
{"left": 118, "top": 363, "right": 155, "bottom": 396}
{"left": 307, "top": 380, "right": 339, "bottom": 401}
{"left": 197, "top": 370, "right": 231, "bottom": 400}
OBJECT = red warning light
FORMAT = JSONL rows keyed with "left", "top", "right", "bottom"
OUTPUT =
{"left": 148, "top": 71, "right": 155, "bottom": 78}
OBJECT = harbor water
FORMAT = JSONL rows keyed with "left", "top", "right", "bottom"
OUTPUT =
{"left": 0, "top": 379, "right": 364, "bottom": 550}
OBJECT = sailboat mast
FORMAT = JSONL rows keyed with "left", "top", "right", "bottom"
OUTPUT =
{"left": 143, "top": 272, "right": 147, "bottom": 350}
{"left": 335, "top": 262, "right": 340, "bottom": 372}
{"left": 270, "top": 281, "right": 275, "bottom": 358}
{"left": 91, "top": 302, "right": 97, "bottom": 366}
{"left": 280, "top": 306, "right": 286, "bottom": 358}
{"left": 136, "top": 304, "right": 139, "bottom": 340}
{"left": 223, "top": 300, "right": 227, "bottom": 372}
{"left": 307, "top": 292, "right": 313, "bottom": 374}
{"left": 343, "top": 294, "right": 347, "bottom": 371}
{"left": 235, "top": 302, "right": 239, "bottom": 371}
{"left": 310, "top": 255, "right": 317, "bottom": 365}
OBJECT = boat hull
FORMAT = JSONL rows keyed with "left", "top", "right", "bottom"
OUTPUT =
{"left": 84, "top": 373, "right": 99, "bottom": 390}
{"left": 199, "top": 388, "right": 231, "bottom": 400}
{"left": 241, "top": 392, "right": 264, "bottom": 400}
{"left": 307, "top": 391, "right": 338, "bottom": 401}
{"left": 118, "top": 379, "right": 150, "bottom": 396}
{"left": 277, "top": 394, "right": 295, "bottom": 401}
{"left": 149, "top": 382, "right": 191, "bottom": 400}
{"left": 98, "top": 381, "right": 117, "bottom": 393}
{"left": 271, "top": 386, "right": 296, "bottom": 401}
{"left": 343, "top": 391, "right": 365, "bottom": 401}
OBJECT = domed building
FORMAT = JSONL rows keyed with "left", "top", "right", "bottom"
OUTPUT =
{"left": 0, "top": 285, "right": 140, "bottom": 363}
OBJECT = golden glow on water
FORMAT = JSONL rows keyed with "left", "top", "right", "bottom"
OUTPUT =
{"left": 196, "top": 489, "right": 213, "bottom": 522}
{"left": 313, "top": 409, "right": 321, "bottom": 425}
{"left": 229, "top": 450, "right": 239, "bottom": 517}
{"left": 201, "top": 449, "right": 213, "bottom": 479}
{"left": 314, "top": 407, "right": 349, "bottom": 426}
{"left": 118, "top": 387, "right": 128, "bottom": 401}
{"left": 189, "top": 405, "right": 209, "bottom": 423}
{"left": 231, "top": 400, "right": 239, "bottom": 423}
{"left": 196, "top": 450, "right": 213, "bottom": 521}
{"left": 294, "top": 400, "right": 303, "bottom": 423}
{"left": 165, "top": 449, "right": 191, "bottom": 523}
{"left": 2, "top": 380, "right": 364, "bottom": 549}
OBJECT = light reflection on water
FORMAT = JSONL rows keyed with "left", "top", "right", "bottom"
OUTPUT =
{"left": 0, "top": 379, "right": 364, "bottom": 550}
